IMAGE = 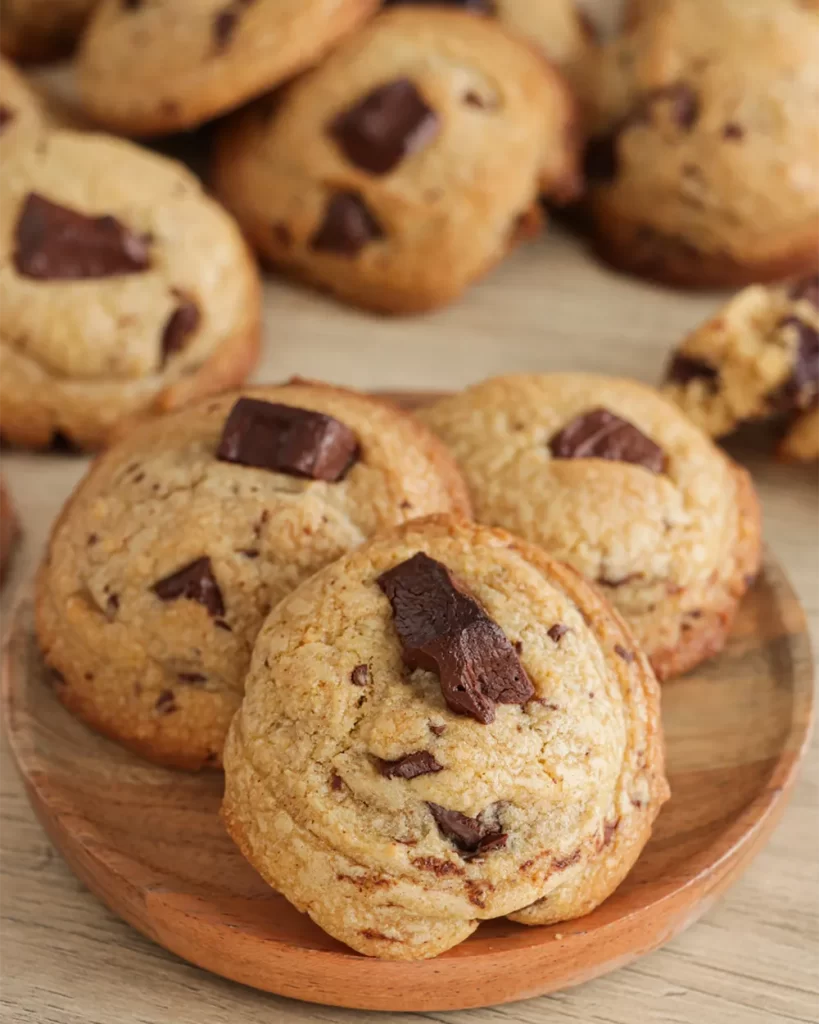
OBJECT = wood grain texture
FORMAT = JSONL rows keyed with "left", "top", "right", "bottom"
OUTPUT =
{"left": 1, "top": 509, "right": 813, "bottom": 1012}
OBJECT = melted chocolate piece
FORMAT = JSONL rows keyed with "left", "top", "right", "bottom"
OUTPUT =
{"left": 427, "top": 802, "right": 505, "bottom": 854}
{"left": 14, "top": 194, "right": 151, "bottom": 280}
{"left": 549, "top": 408, "right": 666, "bottom": 474}
{"left": 310, "top": 191, "right": 384, "bottom": 256}
{"left": 151, "top": 557, "right": 225, "bottom": 618}
{"left": 775, "top": 317, "right": 819, "bottom": 408}
{"left": 377, "top": 552, "right": 533, "bottom": 724}
{"left": 547, "top": 624, "right": 570, "bottom": 643}
{"left": 160, "top": 296, "right": 200, "bottom": 364}
{"left": 789, "top": 274, "right": 819, "bottom": 309}
{"left": 351, "top": 664, "right": 370, "bottom": 686}
{"left": 329, "top": 79, "right": 438, "bottom": 175}
{"left": 379, "top": 750, "right": 443, "bottom": 779}
{"left": 217, "top": 398, "right": 358, "bottom": 481}
{"left": 667, "top": 353, "right": 720, "bottom": 389}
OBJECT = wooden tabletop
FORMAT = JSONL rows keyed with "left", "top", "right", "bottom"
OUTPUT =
{"left": 1, "top": 219, "right": 817, "bottom": 1023}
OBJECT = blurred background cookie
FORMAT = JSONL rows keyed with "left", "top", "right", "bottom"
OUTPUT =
{"left": 213, "top": 6, "right": 581, "bottom": 313}
{"left": 0, "top": 0, "right": 100, "bottom": 63}
{"left": 581, "top": 0, "right": 819, "bottom": 287}
{"left": 35, "top": 382, "right": 470, "bottom": 769}
{"left": 0, "top": 475, "right": 21, "bottom": 583}
{"left": 0, "top": 130, "right": 261, "bottom": 449}
{"left": 0, "top": 56, "right": 47, "bottom": 151}
{"left": 422, "top": 373, "right": 762, "bottom": 680}
{"left": 78, "top": 0, "right": 380, "bottom": 136}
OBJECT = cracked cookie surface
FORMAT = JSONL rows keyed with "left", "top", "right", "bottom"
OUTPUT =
{"left": 35, "top": 382, "right": 470, "bottom": 769}
{"left": 222, "top": 515, "right": 668, "bottom": 959}
{"left": 0, "top": 130, "right": 261, "bottom": 449}
{"left": 421, "top": 374, "right": 762, "bottom": 680}
{"left": 212, "top": 6, "right": 580, "bottom": 313}
{"left": 78, "top": 0, "right": 379, "bottom": 136}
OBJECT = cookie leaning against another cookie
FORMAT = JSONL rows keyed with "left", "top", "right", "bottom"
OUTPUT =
{"left": 0, "top": 130, "right": 261, "bottom": 450}
{"left": 222, "top": 515, "right": 668, "bottom": 960}
{"left": 421, "top": 374, "right": 762, "bottom": 681}
{"left": 212, "top": 6, "right": 581, "bottom": 314}
{"left": 35, "top": 382, "right": 471, "bottom": 770}
{"left": 78, "top": 0, "right": 380, "bottom": 136}
{"left": 581, "top": 0, "right": 819, "bottom": 287}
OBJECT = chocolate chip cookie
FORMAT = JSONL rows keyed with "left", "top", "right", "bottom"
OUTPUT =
{"left": 422, "top": 374, "right": 762, "bottom": 680}
{"left": 0, "top": 0, "right": 99, "bottom": 62}
{"left": 78, "top": 0, "right": 379, "bottom": 136}
{"left": 663, "top": 274, "right": 819, "bottom": 461}
{"left": 0, "top": 130, "right": 261, "bottom": 450}
{"left": 222, "top": 515, "right": 668, "bottom": 959}
{"left": 35, "top": 382, "right": 471, "bottom": 769}
{"left": 0, "top": 475, "right": 21, "bottom": 582}
{"left": 582, "top": 0, "right": 819, "bottom": 287}
{"left": 212, "top": 6, "right": 581, "bottom": 313}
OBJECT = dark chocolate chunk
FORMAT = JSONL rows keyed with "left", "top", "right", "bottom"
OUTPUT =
{"left": 329, "top": 78, "right": 438, "bottom": 175}
{"left": 789, "top": 274, "right": 819, "bottom": 309}
{"left": 427, "top": 802, "right": 505, "bottom": 854}
{"left": 155, "top": 690, "right": 177, "bottom": 714}
{"left": 377, "top": 552, "right": 533, "bottom": 724}
{"left": 429, "top": 722, "right": 446, "bottom": 736}
{"left": 549, "top": 408, "right": 666, "bottom": 474}
{"left": 379, "top": 750, "right": 443, "bottom": 780}
{"left": 160, "top": 295, "right": 200, "bottom": 365}
{"left": 310, "top": 191, "right": 384, "bottom": 256}
{"left": 13, "top": 193, "right": 151, "bottom": 280}
{"left": 213, "top": 8, "right": 238, "bottom": 51}
{"left": 0, "top": 105, "right": 14, "bottom": 132}
{"left": 474, "top": 832, "right": 508, "bottom": 855}
{"left": 663, "top": 83, "right": 699, "bottom": 130}
{"left": 547, "top": 623, "right": 570, "bottom": 643}
{"left": 722, "top": 122, "right": 744, "bottom": 140}
{"left": 614, "top": 644, "right": 635, "bottom": 663}
{"left": 667, "top": 353, "right": 720, "bottom": 389}
{"left": 775, "top": 317, "right": 819, "bottom": 407}
{"left": 331, "top": 772, "right": 345, "bottom": 791}
{"left": 584, "top": 132, "right": 618, "bottom": 183}
{"left": 351, "top": 664, "right": 370, "bottom": 686}
{"left": 151, "top": 556, "right": 225, "bottom": 618}
{"left": 217, "top": 397, "right": 359, "bottom": 481}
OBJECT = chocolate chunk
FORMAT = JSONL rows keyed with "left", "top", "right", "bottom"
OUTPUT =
{"left": 377, "top": 552, "right": 533, "bottom": 724}
{"left": 213, "top": 8, "right": 238, "bottom": 51}
{"left": 155, "top": 690, "right": 177, "bottom": 714}
{"left": 789, "top": 274, "right": 819, "bottom": 309}
{"left": 151, "top": 557, "right": 225, "bottom": 618}
{"left": 667, "top": 353, "right": 720, "bottom": 389}
{"left": 722, "top": 122, "right": 744, "bottom": 140}
{"left": 0, "top": 105, "right": 14, "bottom": 132}
{"left": 14, "top": 193, "right": 151, "bottom": 280}
{"left": 310, "top": 191, "right": 384, "bottom": 256}
{"left": 161, "top": 296, "right": 200, "bottom": 365}
{"left": 584, "top": 132, "right": 618, "bottom": 183}
{"left": 379, "top": 750, "right": 443, "bottom": 780}
{"left": 547, "top": 623, "right": 570, "bottom": 643}
{"left": 217, "top": 397, "right": 359, "bottom": 481}
{"left": 549, "top": 408, "right": 666, "bottom": 474}
{"left": 331, "top": 772, "right": 345, "bottom": 791}
{"left": 429, "top": 722, "right": 446, "bottom": 736}
{"left": 351, "top": 664, "right": 370, "bottom": 686}
{"left": 776, "top": 317, "right": 819, "bottom": 407}
{"left": 329, "top": 79, "right": 438, "bottom": 175}
{"left": 427, "top": 802, "right": 505, "bottom": 854}
{"left": 614, "top": 644, "right": 635, "bottom": 663}
{"left": 663, "top": 83, "right": 699, "bottom": 130}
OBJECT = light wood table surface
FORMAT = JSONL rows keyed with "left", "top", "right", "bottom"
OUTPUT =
{"left": 1, "top": 223, "right": 817, "bottom": 1023}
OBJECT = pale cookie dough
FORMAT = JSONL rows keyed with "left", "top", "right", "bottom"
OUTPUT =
{"left": 35, "top": 382, "right": 471, "bottom": 769}
{"left": 581, "top": 0, "right": 819, "bottom": 287}
{"left": 0, "top": 0, "right": 99, "bottom": 63}
{"left": 212, "top": 6, "right": 581, "bottom": 314}
{"left": 422, "top": 374, "right": 762, "bottom": 680}
{"left": 0, "top": 130, "right": 261, "bottom": 450}
{"left": 78, "top": 0, "right": 380, "bottom": 136}
{"left": 222, "top": 515, "right": 668, "bottom": 959}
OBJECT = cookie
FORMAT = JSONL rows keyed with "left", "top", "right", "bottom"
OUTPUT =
{"left": 77, "top": 0, "right": 379, "bottom": 137}
{"left": 0, "top": 0, "right": 99, "bottom": 63}
{"left": 0, "top": 57, "right": 47, "bottom": 151}
{"left": 0, "top": 130, "right": 261, "bottom": 450}
{"left": 581, "top": 0, "right": 819, "bottom": 287}
{"left": 421, "top": 374, "right": 762, "bottom": 681}
{"left": 663, "top": 274, "right": 819, "bottom": 452}
{"left": 212, "top": 6, "right": 581, "bottom": 314}
{"left": 0, "top": 475, "right": 21, "bottom": 582}
{"left": 35, "top": 382, "right": 471, "bottom": 769}
{"left": 779, "top": 405, "right": 819, "bottom": 462}
{"left": 222, "top": 515, "right": 668, "bottom": 959}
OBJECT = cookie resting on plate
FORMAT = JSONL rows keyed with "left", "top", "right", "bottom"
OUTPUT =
{"left": 0, "top": 130, "right": 261, "bottom": 450}
{"left": 212, "top": 6, "right": 581, "bottom": 313}
{"left": 78, "top": 0, "right": 380, "bottom": 136}
{"left": 421, "top": 374, "right": 762, "bottom": 680}
{"left": 35, "top": 382, "right": 470, "bottom": 770}
{"left": 581, "top": 0, "right": 819, "bottom": 287}
{"left": 222, "top": 515, "right": 668, "bottom": 959}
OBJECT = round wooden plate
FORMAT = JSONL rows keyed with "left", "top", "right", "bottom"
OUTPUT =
{"left": 2, "top": 395, "right": 814, "bottom": 1012}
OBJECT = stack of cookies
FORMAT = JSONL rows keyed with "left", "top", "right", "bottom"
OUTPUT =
{"left": 34, "top": 369, "right": 767, "bottom": 959}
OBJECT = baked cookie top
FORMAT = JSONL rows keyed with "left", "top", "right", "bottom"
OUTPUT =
{"left": 0, "top": 130, "right": 260, "bottom": 448}
{"left": 222, "top": 515, "right": 667, "bottom": 960}
{"left": 0, "top": 58, "right": 47, "bottom": 151}
{"left": 421, "top": 374, "right": 761, "bottom": 678}
{"left": 35, "top": 383, "right": 470, "bottom": 769}
{"left": 78, "top": 0, "right": 379, "bottom": 135}
{"left": 582, "top": 0, "right": 819, "bottom": 283}
{"left": 212, "top": 6, "right": 580, "bottom": 313}
{"left": 663, "top": 274, "right": 819, "bottom": 440}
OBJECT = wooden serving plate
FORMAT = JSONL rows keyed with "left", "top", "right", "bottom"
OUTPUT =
{"left": 1, "top": 394, "right": 814, "bottom": 1012}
